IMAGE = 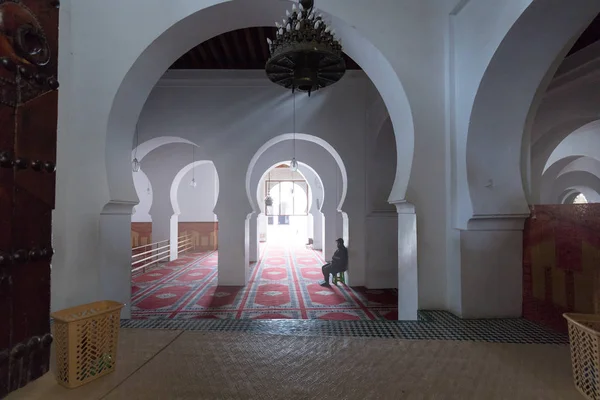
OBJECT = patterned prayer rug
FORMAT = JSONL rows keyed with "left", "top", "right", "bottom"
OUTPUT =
{"left": 131, "top": 244, "right": 398, "bottom": 320}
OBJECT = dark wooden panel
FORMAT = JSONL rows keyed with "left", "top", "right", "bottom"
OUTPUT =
{"left": 15, "top": 93, "right": 57, "bottom": 208}
{"left": 0, "top": 0, "right": 58, "bottom": 396}
{"left": 170, "top": 27, "right": 362, "bottom": 70}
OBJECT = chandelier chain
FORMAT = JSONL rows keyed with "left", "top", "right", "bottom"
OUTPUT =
{"left": 133, "top": 122, "right": 139, "bottom": 158}
{"left": 293, "top": 91, "right": 296, "bottom": 159}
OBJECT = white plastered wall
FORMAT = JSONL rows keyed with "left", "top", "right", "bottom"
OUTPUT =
{"left": 55, "top": 0, "right": 570, "bottom": 319}
{"left": 449, "top": 0, "right": 600, "bottom": 318}
{"left": 55, "top": 0, "right": 462, "bottom": 319}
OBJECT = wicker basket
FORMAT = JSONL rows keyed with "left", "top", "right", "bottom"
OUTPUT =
{"left": 564, "top": 313, "right": 600, "bottom": 400}
{"left": 51, "top": 300, "right": 123, "bottom": 388}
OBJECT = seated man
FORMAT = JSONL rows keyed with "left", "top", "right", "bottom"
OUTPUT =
{"left": 319, "top": 238, "right": 348, "bottom": 287}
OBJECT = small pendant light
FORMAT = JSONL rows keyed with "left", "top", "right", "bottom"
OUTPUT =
{"left": 190, "top": 145, "right": 197, "bottom": 188}
{"left": 132, "top": 122, "right": 141, "bottom": 172}
{"left": 265, "top": 171, "right": 273, "bottom": 207}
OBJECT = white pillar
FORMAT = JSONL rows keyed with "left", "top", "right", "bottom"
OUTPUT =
{"left": 365, "top": 211, "right": 398, "bottom": 289}
{"left": 345, "top": 211, "right": 367, "bottom": 287}
{"left": 98, "top": 203, "right": 134, "bottom": 318}
{"left": 216, "top": 209, "right": 250, "bottom": 285}
{"left": 322, "top": 206, "right": 337, "bottom": 260}
{"left": 456, "top": 216, "right": 526, "bottom": 318}
{"left": 149, "top": 198, "right": 175, "bottom": 260}
{"left": 212, "top": 164, "right": 252, "bottom": 286}
{"left": 258, "top": 213, "right": 267, "bottom": 243}
{"left": 169, "top": 214, "right": 179, "bottom": 261}
{"left": 144, "top": 160, "right": 181, "bottom": 261}
{"left": 392, "top": 201, "right": 418, "bottom": 321}
{"left": 150, "top": 212, "right": 171, "bottom": 242}
{"left": 311, "top": 210, "right": 324, "bottom": 250}
{"left": 249, "top": 213, "right": 259, "bottom": 262}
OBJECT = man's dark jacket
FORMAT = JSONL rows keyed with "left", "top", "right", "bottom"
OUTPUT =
{"left": 331, "top": 246, "right": 348, "bottom": 271}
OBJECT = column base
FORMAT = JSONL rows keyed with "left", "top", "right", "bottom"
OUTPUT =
{"left": 392, "top": 201, "right": 418, "bottom": 321}
{"left": 366, "top": 211, "right": 398, "bottom": 289}
{"left": 216, "top": 212, "right": 250, "bottom": 287}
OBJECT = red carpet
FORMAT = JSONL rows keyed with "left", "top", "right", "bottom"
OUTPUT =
{"left": 131, "top": 244, "right": 398, "bottom": 320}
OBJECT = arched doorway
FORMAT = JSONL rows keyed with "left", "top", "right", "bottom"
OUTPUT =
{"left": 262, "top": 165, "right": 311, "bottom": 246}
{"left": 53, "top": 0, "right": 417, "bottom": 320}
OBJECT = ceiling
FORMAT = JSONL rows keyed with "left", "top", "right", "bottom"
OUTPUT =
{"left": 568, "top": 12, "right": 600, "bottom": 56}
{"left": 169, "top": 27, "right": 361, "bottom": 70}
{"left": 169, "top": 17, "right": 600, "bottom": 70}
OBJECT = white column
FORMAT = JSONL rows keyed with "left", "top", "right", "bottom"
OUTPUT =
{"left": 212, "top": 164, "right": 252, "bottom": 286}
{"left": 169, "top": 214, "right": 179, "bottom": 261}
{"left": 392, "top": 201, "right": 418, "bottom": 321}
{"left": 150, "top": 211, "right": 171, "bottom": 242}
{"left": 216, "top": 209, "right": 250, "bottom": 285}
{"left": 311, "top": 210, "right": 324, "bottom": 250}
{"left": 98, "top": 203, "right": 135, "bottom": 318}
{"left": 365, "top": 211, "right": 398, "bottom": 289}
{"left": 322, "top": 206, "right": 337, "bottom": 261}
{"left": 456, "top": 216, "right": 527, "bottom": 318}
{"left": 149, "top": 193, "right": 174, "bottom": 260}
{"left": 345, "top": 211, "right": 367, "bottom": 287}
{"left": 249, "top": 212, "right": 259, "bottom": 262}
{"left": 144, "top": 160, "right": 181, "bottom": 261}
{"left": 258, "top": 213, "right": 267, "bottom": 243}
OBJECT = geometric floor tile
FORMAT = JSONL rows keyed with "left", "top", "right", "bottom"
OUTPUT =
{"left": 128, "top": 244, "right": 569, "bottom": 344}
{"left": 121, "top": 310, "right": 569, "bottom": 344}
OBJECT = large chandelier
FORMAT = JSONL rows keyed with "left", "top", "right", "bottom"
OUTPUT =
{"left": 265, "top": 0, "right": 346, "bottom": 96}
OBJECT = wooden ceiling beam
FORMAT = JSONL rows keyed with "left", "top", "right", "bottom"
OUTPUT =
{"left": 169, "top": 27, "right": 363, "bottom": 71}
{"left": 244, "top": 28, "right": 258, "bottom": 65}
{"left": 232, "top": 30, "right": 248, "bottom": 68}
{"left": 197, "top": 44, "right": 213, "bottom": 68}
{"left": 170, "top": 56, "right": 184, "bottom": 69}
{"left": 187, "top": 48, "right": 202, "bottom": 68}
{"left": 257, "top": 27, "right": 270, "bottom": 64}
{"left": 207, "top": 39, "right": 224, "bottom": 68}
{"left": 218, "top": 33, "right": 235, "bottom": 68}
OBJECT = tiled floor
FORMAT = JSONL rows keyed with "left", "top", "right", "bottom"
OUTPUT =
{"left": 127, "top": 244, "right": 569, "bottom": 344}
{"left": 122, "top": 310, "right": 569, "bottom": 344}
{"left": 7, "top": 328, "right": 580, "bottom": 400}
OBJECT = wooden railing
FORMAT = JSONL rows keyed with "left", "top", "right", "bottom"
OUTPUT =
{"left": 178, "top": 234, "right": 193, "bottom": 254}
{"left": 131, "top": 239, "right": 170, "bottom": 274}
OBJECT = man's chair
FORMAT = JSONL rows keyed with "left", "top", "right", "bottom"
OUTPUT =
{"left": 332, "top": 271, "right": 346, "bottom": 285}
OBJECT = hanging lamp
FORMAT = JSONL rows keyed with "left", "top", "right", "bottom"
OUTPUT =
{"left": 265, "top": 0, "right": 346, "bottom": 95}
{"left": 190, "top": 145, "right": 197, "bottom": 187}
{"left": 265, "top": 171, "right": 273, "bottom": 208}
{"left": 132, "top": 122, "right": 141, "bottom": 172}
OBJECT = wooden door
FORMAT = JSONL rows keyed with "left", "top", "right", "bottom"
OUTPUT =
{"left": 0, "top": 0, "right": 59, "bottom": 397}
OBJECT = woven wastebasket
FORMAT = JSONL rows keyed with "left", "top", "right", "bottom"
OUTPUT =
{"left": 564, "top": 313, "right": 600, "bottom": 400}
{"left": 51, "top": 300, "right": 123, "bottom": 388}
